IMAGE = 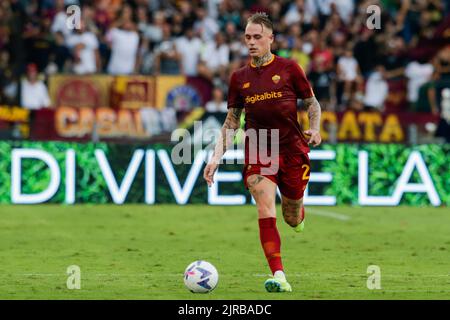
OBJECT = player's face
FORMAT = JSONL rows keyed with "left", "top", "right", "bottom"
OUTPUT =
{"left": 244, "top": 23, "right": 274, "bottom": 58}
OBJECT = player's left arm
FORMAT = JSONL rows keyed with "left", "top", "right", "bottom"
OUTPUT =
{"left": 303, "top": 96, "right": 322, "bottom": 147}
{"left": 290, "top": 62, "right": 322, "bottom": 147}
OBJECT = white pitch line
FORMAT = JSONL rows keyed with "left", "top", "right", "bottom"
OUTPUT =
{"left": 307, "top": 209, "right": 351, "bottom": 221}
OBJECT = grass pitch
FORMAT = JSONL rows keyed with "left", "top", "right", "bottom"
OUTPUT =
{"left": 0, "top": 205, "right": 448, "bottom": 300}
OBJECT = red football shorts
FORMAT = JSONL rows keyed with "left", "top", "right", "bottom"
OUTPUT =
{"left": 243, "top": 152, "right": 311, "bottom": 200}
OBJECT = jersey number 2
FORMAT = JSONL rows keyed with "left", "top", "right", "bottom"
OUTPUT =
{"left": 302, "top": 164, "right": 310, "bottom": 180}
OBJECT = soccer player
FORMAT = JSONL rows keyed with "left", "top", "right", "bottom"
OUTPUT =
{"left": 203, "top": 12, "right": 322, "bottom": 292}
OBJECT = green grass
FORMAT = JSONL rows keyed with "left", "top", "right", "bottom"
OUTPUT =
{"left": 0, "top": 205, "right": 449, "bottom": 300}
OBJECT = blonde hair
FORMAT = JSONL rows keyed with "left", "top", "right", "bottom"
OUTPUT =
{"left": 247, "top": 12, "right": 273, "bottom": 32}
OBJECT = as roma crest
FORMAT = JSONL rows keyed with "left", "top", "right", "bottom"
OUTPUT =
{"left": 272, "top": 74, "right": 281, "bottom": 84}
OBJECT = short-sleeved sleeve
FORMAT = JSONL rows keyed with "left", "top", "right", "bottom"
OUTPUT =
{"left": 290, "top": 62, "right": 314, "bottom": 99}
{"left": 227, "top": 72, "right": 244, "bottom": 109}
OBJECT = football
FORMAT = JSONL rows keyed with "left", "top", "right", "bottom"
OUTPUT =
{"left": 183, "top": 260, "right": 219, "bottom": 293}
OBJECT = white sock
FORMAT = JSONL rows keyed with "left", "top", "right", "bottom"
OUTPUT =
{"left": 274, "top": 270, "right": 286, "bottom": 280}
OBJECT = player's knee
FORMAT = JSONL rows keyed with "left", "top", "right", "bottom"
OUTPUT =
{"left": 256, "top": 200, "right": 275, "bottom": 219}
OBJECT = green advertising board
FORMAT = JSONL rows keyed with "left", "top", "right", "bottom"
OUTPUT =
{"left": 0, "top": 141, "right": 448, "bottom": 206}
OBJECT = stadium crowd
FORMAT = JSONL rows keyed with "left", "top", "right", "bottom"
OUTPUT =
{"left": 0, "top": 0, "right": 449, "bottom": 116}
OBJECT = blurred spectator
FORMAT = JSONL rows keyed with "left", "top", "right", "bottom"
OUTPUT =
{"left": 333, "top": 0, "right": 355, "bottom": 25}
{"left": 315, "top": 0, "right": 333, "bottom": 27}
{"left": 198, "top": 32, "right": 229, "bottom": 82}
{"left": 169, "top": 12, "right": 184, "bottom": 38}
{"left": 106, "top": 19, "right": 140, "bottom": 75}
{"left": 302, "top": 0, "right": 320, "bottom": 27}
{"left": 50, "top": 0, "right": 72, "bottom": 39}
{"left": 310, "top": 37, "right": 334, "bottom": 73}
{"left": 286, "top": 24, "right": 302, "bottom": 48}
{"left": 153, "top": 24, "right": 182, "bottom": 75}
{"left": 144, "top": 10, "right": 165, "bottom": 45}
{"left": 0, "top": 50, "right": 12, "bottom": 103}
{"left": 24, "top": 13, "right": 54, "bottom": 72}
{"left": 435, "top": 87, "right": 450, "bottom": 142}
{"left": 66, "top": 19, "right": 101, "bottom": 74}
{"left": 193, "top": 5, "right": 219, "bottom": 42}
{"left": 353, "top": 28, "right": 377, "bottom": 77}
{"left": 52, "top": 31, "right": 71, "bottom": 72}
{"left": 94, "top": 0, "right": 113, "bottom": 35}
{"left": 175, "top": 27, "right": 202, "bottom": 77}
{"left": 227, "top": 22, "right": 247, "bottom": 61}
{"left": 405, "top": 59, "right": 434, "bottom": 106}
{"left": 363, "top": 65, "right": 388, "bottom": 111}
{"left": 291, "top": 37, "right": 310, "bottom": 72}
{"left": 20, "top": 63, "right": 50, "bottom": 110}
{"left": 139, "top": 38, "right": 154, "bottom": 74}
{"left": 433, "top": 45, "right": 450, "bottom": 81}
{"left": 337, "top": 47, "right": 363, "bottom": 104}
{"left": 249, "top": 0, "right": 271, "bottom": 15}
{"left": 381, "top": 35, "right": 410, "bottom": 112}
{"left": 205, "top": 87, "right": 227, "bottom": 113}
{"left": 348, "top": 97, "right": 364, "bottom": 112}
{"left": 382, "top": 36, "right": 408, "bottom": 80}
{"left": 217, "top": 0, "right": 241, "bottom": 31}
{"left": 283, "top": 0, "right": 303, "bottom": 26}
{"left": 276, "top": 36, "right": 291, "bottom": 59}
{"left": 138, "top": 7, "right": 165, "bottom": 43}
{"left": 309, "top": 55, "right": 336, "bottom": 111}
{"left": 408, "top": 9, "right": 443, "bottom": 63}
{"left": 81, "top": 3, "right": 100, "bottom": 36}
{"left": 322, "top": 11, "right": 349, "bottom": 46}
{"left": 178, "top": 1, "right": 197, "bottom": 32}
{"left": 0, "top": 50, "right": 19, "bottom": 105}
{"left": 136, "top": 6, "right": 151, "bottom": 36}
{"left": 428, "top": 46, "right": 450, "bottom": 116}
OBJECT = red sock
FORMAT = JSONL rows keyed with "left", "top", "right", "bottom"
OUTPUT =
{"left": 258, "top": 217, "right": 283, "bottom": 274}
{"left": 300, "top": 206, "right": 305, "bottom": 222}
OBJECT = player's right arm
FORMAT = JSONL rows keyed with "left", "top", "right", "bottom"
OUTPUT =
{"left": 203, "top": 107, "right": 242, "bottom": 187}
{"left": 204, "top": 71, "right": 243, "bottom": 187}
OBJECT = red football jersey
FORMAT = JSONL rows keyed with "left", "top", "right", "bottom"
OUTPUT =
{"left": 227, "top": 55, "right": 314, "bottom": 159}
